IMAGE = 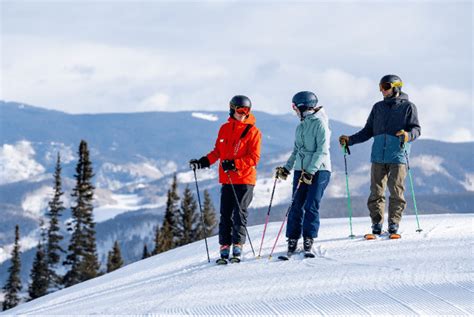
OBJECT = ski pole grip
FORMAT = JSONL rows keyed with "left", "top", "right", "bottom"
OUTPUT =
{"left": 399, "top": 135, "right": 405, "bottom": 149}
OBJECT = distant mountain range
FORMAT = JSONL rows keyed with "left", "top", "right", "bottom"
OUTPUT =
{"left": 1, "top": 100, "right": 473, "bottom": 286}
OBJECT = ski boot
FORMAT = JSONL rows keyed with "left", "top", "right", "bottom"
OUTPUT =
{"left": 230, "top": 243, "right": 242, "bottom": 263}
{"left": 216, "top": 245, "right": 230, "bottom": 265}
{"left": 388, "top": 223, "right": 401, "bottom": 239}
{"left": 364, "top": 223, "right": 383, "bottom": 240}
{"left": 278, "top": 238, "right": 298, "bottom": 261}
{"left": 303, "top": 237, "right": 315, "bottom": 258}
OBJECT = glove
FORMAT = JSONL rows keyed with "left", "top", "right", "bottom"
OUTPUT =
{"left": 221, "top": 159, "right": 236, "bottom": 172}
{"left": 339, "top": 135, "right": 349, "bottom": 146}
{"left": 275, "top": 166, "right": 290, "bottom": 180}
{"left": 301, "top": 171, "right": 313, "bottom": 185}
{"left": 189, "top": 156, "right": 210, "bottom": 170}
{"left": 396, "top": 130, "right": 409, "bottom": 144}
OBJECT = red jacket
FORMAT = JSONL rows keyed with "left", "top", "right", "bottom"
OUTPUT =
{"left": 206, "top": 113, "right": 261, "bottom": 185}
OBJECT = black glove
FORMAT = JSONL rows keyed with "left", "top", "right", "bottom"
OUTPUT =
{"left": 275, "top": 166, "right": 290, "bottom": 180}
{"left": 189, "top": 156, "right": 210, "bottom": 170}
{"left": 221, "top": 159, "right": 236, "bottom": 172}
{"left": 301, "top": 171, "right": 313, "bottom": 185}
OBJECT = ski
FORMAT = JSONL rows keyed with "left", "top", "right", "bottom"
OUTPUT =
{"left": 229, "top": 257, "right": 241, "bottom": 263}
{"left": 389, "top": 233, "right": 402, "bottom": 239}
{"left": 304, "top": 251, "right": 316, "bottom": 258}
{"left": 364, "top": 233, "right": 377, "bottom": 240}
{"left": 216, "top": 258, "right": 228, "bottom": 265}
{"left": 277, "top": 255, "right": 291, "bottom": 261}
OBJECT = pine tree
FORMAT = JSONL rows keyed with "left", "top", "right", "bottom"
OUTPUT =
{"left": 197, "top": 190, "right": 217, "bottom": 239}
{"left": 106, "top": 241, "right": 123, "bottom": 273}
{"left": 2, "top": 225, "right": 22, "bottom": 311}
{"left": 63, "top": 140, "right": 99, "bottom": 287}
{"left": 177, "top": 185, "right": 199, "bottom": 246}
{"left": 28, "top": 226, "right": 48, "bottom": 301}
{"left": 142, "top": 244, "right": 150, "bottom": 259}
{"left": 46, "top": 153, "right": 65, "bottom": 290}
{"left": 155, "top": 174, "right": 180, "bottom": 254}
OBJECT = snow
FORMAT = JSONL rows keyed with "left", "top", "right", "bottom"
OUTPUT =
{"left": 462, "top": 173, "right": 474, "bottom": 191}
{"left": 177, "top": 168, "right": 218, "bottom": 184}
{"left": 0, "top": 141, "right": 45, "bottom": 185}
{"left": 411, "top": 155, "right": 450, "bottom": 177}
{"left": 93, "top": 193, "right": 162, "bottom": 223}
{"left": 21, "top": 185, "right": 54, "bottom": 218}
{"left": 191, "top": 112, "right": 219, "bottom": 122}
{"left": 4, "top": 214, "right": 473, "bottom": 315}
{"left": 0, "top": 232, "right": 41, "bottom": 264}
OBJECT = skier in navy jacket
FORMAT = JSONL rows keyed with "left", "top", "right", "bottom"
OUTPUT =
{"left": 339, "top": 75, "right": 421, "bottom": 236}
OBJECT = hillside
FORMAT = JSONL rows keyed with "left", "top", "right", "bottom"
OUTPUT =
{"left": 3, "top": 214, "right": 472, "bottom": 315}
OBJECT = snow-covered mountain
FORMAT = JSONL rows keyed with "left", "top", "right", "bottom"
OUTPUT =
{"left": 2, "top": 214, "right": 472, "bottom": 315}
{"left": 1, "top": 100, "right": 473, "bottom": 288}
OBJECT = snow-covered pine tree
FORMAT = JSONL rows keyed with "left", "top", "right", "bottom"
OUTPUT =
{"left": 2, "top": 225, "right": 22, "bottom": 311}
{"left": 177, "top": 185, "right": 199, "bottom": 246}
{"left": 201, "top": 189, "right": 217, "bottom": 238}
{"left": 28, "top": 225, "right": 49, "bottom": 301}
{"left": 155, "top": 174, "right": 180, "bottom": 254}
{"left": 142, "top": 244, "right": 151, "bottom": 259}
{"left": 46, "top": 153, "right": 65, "bottom": 290}
{"left": 63, "top": 140, "right": 99, "bottom": 287}
{"left": 106, "top": 241, "right": 124, "bottom": 273}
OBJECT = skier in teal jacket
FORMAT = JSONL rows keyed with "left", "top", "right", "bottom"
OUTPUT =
{"left": 275, "top": 91, "right": 331, "bottom": 257}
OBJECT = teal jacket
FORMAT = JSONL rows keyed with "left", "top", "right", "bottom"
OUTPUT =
{"left": 284, "top": 109, "right": 332, "bottom": 174}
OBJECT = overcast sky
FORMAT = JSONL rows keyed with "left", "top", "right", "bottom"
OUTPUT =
{"left": 1, "top": 0, "right": 472, "bottom": 142}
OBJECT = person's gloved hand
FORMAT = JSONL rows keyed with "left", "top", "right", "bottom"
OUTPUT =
{"left": 301, "top": 171, "right": 313, "bottom": 185}
{"left": 339, "top": 135, "right": 349, "bottom": 146}
{"left": 396, "top": 130, "right": 409, "bottom": 143}
{"left": 189, "top": 156, "right": 210, "bottom": 170}
{"left": 275, "top": 166, "right": 290, "bottom": 180}
{"left": 221, "top": 159, "right": 236, "bottom": 172}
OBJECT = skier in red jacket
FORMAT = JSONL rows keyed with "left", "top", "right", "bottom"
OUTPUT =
{"left": 190, "top": 95, "right": 262, "bottom": 262}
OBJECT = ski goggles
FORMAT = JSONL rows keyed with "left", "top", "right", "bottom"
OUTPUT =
{"left": 379, "top": 81, "right": 403, "bottom": 91}
{"left": 233, "top": 105, "right": 250, "bottom": 115}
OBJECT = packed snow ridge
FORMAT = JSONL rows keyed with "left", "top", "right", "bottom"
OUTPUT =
{"left": 3, "top": 214, "right": 473, "bottom": 315}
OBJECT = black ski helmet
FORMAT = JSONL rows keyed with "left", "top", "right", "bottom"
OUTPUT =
{"left": 379, "top": 74, "right": 403, "bottom": 94}
{"left": 229, "top": 95, "right": 252, "bottom": 116}
{"left": 292, "top": 91, "right": 318, "bottom": 110}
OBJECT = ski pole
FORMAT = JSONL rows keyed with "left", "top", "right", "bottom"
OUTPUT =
{"left": 400, "top": 141, "right": 423, "bottom": 232}
{"left": 257, "top": 174, "right": 278, "bottom": 259}
{"left": 192, "top": 167, "right": 211, "bottom": 263}
{"left": 268, "top": 176, "right": 303, "bottom": 259}
{"left": 342, "top": 144, "right": 355, "bottom": 239}
{"left": 224, "top": 170, "right": 256, "bottom": 257}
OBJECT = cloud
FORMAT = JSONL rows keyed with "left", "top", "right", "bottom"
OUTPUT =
{"left": 0, "top": 141, "right": 45, "bottom": 185}
{"left": 1, "top": 1, "right": 472, "bottom": 142}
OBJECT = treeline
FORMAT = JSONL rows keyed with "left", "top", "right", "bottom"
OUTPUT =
{"left": 2, "top": 140, "right": 217, "bottom": 311}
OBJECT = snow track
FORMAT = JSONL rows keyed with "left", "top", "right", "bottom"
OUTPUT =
{"left": 3, "top": 214, "right": 473, "bottom": 315}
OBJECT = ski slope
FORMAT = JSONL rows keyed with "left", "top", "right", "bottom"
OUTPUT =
{"left": 3, "top": 214, "right": 473, "bottom": 315}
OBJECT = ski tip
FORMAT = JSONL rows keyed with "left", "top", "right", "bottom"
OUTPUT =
{"left": 389, "top": 233, "right": 402, "bottom": 239}
{"left": 216, "top": 258, "right": 228, "bottom": 265}
{"left": 364, "top": 233, "right": 377, "bottom": 240}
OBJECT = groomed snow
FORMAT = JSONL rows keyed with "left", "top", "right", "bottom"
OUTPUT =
{"left": 3, "top": 214, "right": 473, "bottom": 315}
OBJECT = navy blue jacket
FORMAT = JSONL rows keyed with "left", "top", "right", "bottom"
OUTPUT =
{"left": 348, "top": 92, "right": 421, "bottom": 164}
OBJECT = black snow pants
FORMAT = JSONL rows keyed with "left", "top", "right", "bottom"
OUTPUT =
{"left": 218, "top": 184, "right": 254, "bottom": 246}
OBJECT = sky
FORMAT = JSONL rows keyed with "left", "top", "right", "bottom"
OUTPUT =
{"left": 1, "top": 0, "right": 472, "bottom": 142}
